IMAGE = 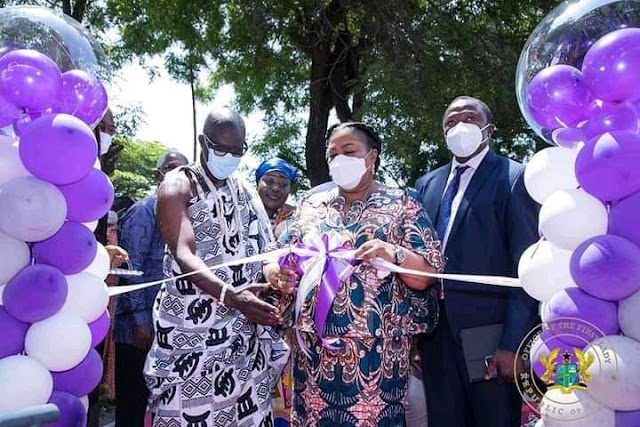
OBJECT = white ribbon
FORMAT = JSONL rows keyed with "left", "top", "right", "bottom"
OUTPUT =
{"left": 108, "top": 246, "right": 521, "bottom": 296}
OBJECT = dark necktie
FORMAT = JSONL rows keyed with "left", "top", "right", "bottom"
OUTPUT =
{"left": 435, "top": 165, "right": 469, "bottom": 241}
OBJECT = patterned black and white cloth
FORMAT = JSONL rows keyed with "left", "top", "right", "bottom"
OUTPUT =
{"left": 144, "top": 165, "right": 290, "bottom": 427}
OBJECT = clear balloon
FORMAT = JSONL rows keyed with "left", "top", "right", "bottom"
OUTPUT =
{"left": 0, "top": 49, "right": 61, "bottom": 112}
{"left": 0, "top": 176, "right": 67, "bottom": 242}
{"left": 518, "top": 240, "right": 577, "bottom": 302}
{"left": 58, "top": 169, "right": 114, "bottom": 223}
{"left": 0, "top": 6, "right": 111, "bottom": 79}
{"left": 551, "top": 127, "right": 585, "bottom": 149}
{"left": 526, "top": 65, "right": 590, "bottom": 130}
{"left": 19, "top": 113, "right": 97, "bottom": 185}
{"left": 576, "top": 131, "right": 640, "bottom": 202}
{"left": 0, "top": 230, "right": 30, "bottom": 285}
{"left": 524, "top": 147, "right": 579, "bottom": 204}
{"left": 571, "top": 235, "right": 640, "bottom": 301}
{"left": 585, "top": 335, "right": 640, "bottom": 411}
{"left": 539, "top": 188, "right": 608, "bottom": 251}
{"left": 58, "top": 271, "right": 109, "bottom": 323}
{"left": 0, "top": 355, "right": 53, "bottom": 411}
{"left": 32, "top": 221, "right": 98, "bottom": 275}
{"left": 52, "top": 348, "right": 103, "bottom": 397}
{"left": 3, "top": 264, "right": 68, "bottom": 323}
{"left": 25, "top": 312, "right": 91, "bottom": 372}
{"left": 0, "top": 306, "right": 29, "bottom": 358}
{"left": 0, "top": 133, "right": 30, "bottom": 186}
{"left": 516, "top": 0, "right": 640, "bottom": 142}
{"left": 48, "top": 391, "right": 87, "bottom": 427}
{"left": 54, "top": 70, "right": 108, "bottom": 127}
{"left": 582, "top": 28, "right": 640, "bottom": 102}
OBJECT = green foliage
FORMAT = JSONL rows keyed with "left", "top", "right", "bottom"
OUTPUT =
{"left": 110, "top": 138, "right": 167, "bottom": 199}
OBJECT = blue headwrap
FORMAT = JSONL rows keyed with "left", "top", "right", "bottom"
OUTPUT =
{"left": 255, "top": 157, "right": 297, "bottom": 184}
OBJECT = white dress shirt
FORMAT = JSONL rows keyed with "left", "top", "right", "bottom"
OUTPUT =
{"left": 440, "top": 146, "right": 490, "bottom": 250}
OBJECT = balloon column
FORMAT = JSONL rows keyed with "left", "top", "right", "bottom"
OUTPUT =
{"left": 0, "top": 6, "right": 112, "bottom": 426}
{"left": 517, "top": 1, "right": 640, "bottom": 426}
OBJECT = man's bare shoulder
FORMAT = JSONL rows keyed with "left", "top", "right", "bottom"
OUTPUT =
{"left": 158, "top": 167, "right": 192, "bottom": 200}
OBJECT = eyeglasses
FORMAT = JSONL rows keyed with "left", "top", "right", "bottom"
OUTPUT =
{"left": 203, "top": 134, "right": 248, "bottom": 158}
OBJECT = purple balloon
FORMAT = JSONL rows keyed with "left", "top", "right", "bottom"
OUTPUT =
{"left": 581, "top": 103, "right": 640, "bottom": 140}
{"left": 610, "top": 190, "right": 640, "bottom": 247}
{"left": 0, "top": 94, "right": 22, "bottom": 128}
{"left": 32, "top": 222, "right": 98, "bottom": 275}
{"left": 616, "top": 410, "right": 640, "bottom": 427}
{"left": 571, "top": 235, "right": 640, "bottom": 301}
{"left": 58, "top": 169, "right": 114, "bottom": 223}
{"left": 18, "top": 113, "right": 97, "bottom": 185}
{"left": 551, "top": 127, "right": 585, "bottom": 149}
{"left": 88, "top": 310, "right": 110, "bottom": 347}
{"left": 48, "top": 391, "right": 87, "bottom": 427}
{"left": 543, "top": 288, "right": 618, "bottom": 345}
{"left": 54, "top": 70, "right": 108, "bottom": 127}
{"left": 0, "top": 49, "right": 62, "bottom": 111}
{"left": 52, "top": 348, "right": 103, "bottom": 397}
{"left": 3, "top": 264, "right": 68, "bottom": 323}
{"left": 527, "top": 64, "right": 590, "bottom": 130}
{"left": 575, "top": 131, "right": 640, "bottom": 202}
{"left": 583, "top": 28, "right": 640, "bottom": 103}
{"left": 0, "top": 306, "right": 29, "bottom": 358}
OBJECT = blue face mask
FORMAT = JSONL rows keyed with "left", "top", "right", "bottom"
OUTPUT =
{"left": 206, "top": 150, "right": 241, "bottom": 180}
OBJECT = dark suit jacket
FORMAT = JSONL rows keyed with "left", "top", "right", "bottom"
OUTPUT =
{"left": 415, "top": 150, "right": 540, "bottom": 352}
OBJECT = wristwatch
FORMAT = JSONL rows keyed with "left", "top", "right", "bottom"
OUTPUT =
{"left": 394, "top": 247, "right": 406, "bottom": 265}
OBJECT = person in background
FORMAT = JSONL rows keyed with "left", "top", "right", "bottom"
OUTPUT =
{"left": 113, "top": 150, "right": 189, "bottom": 427}
{"left": 415, "top": 96, "right": 539, "bottom": 427}
{"left": 255, "top": 157, "right": 298, "bottom": 426}
{"left": 256, "top": 157, "right": 298, "bottom": 239}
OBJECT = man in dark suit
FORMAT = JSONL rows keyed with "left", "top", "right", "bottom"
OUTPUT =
{"left": 415, "top": 96, "right": 540, "bottom": 427}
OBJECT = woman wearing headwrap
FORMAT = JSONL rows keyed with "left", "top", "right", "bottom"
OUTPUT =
{"left": 256, "top": 157, "right": 298, "bottom": 238}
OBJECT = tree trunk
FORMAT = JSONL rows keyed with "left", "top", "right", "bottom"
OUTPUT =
{"left": 305, "top": 47, "right": 333, "bottom": 186}
{"left": 189, "top": 64, "right": 197, "bottom": 161}
{"left": 72, "top": 0, "right": 89, "bottom": 22}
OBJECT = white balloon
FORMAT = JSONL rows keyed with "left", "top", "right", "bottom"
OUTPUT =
{"left": 79, "top": 395, "right": 89, "bottom": 412}
{"left": 82, "top": 220, "right": 99, "bottom": 232}
{"left": 0, "top": 231, "right": 31, "bottom": 284}
{"left": 534, "top": 420, "right": 544, "bottom": 427}
{"left": 541, "top": 389, "right": 614, "bottom": 426}
{"left": 585, "top": 335, "right": 640, "bottom": 411}
{"left": 93, "top": 157, "right": 101, "bottom": 170}
{"left": 0, "top": 176, "right": 67, "bottom": 242}
{"left": 0, "top": 355, "right": 53, "bottom": 411}
{"left": 0, "top": 134, "right": 30, "bottom": 186}
{"left": 59, "top": 272, "right": 109, "bottom": 322}
{"left": 525, "top": 147, "right": 579, "bottom": 205}
{"left": 84, "top": 243, "right": 110, "bottom": 280}
{"left": 0, "top": 284, "right": 4, "bottom": 304}
{"left": 620, "top": 290, "right": 640, "bottom": 342}
{"left": 25, "top": 313, "right": 91, "bottom": 372}
{"left": 518, "top": 240, "right": 577, "bottom": 301}
{"left": 539, "top": 188, "right": 608, "bottom": 251}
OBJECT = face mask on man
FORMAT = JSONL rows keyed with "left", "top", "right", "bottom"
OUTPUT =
{"left": 205, "top": 150, "right": 241, "bottom": 180}
{"left": 445, "top": 122, "right": 489, "bottom": 158}
{"left": 328, "top": 151, "right": 372, "bottom": 190}
{"left": 99, "top": 132, "right": 112, "bottom": 155}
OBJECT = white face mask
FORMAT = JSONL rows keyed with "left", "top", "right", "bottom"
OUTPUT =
{"left": 445, "top": 122, "right": 489, "bottom": 158}
{"left": 329, "top": 152, "right": 371, "bottom": 190}
{"left": 206, "top": 150, "right": 241, "bottom": 180}
{"left": 99, "top": 131, "right": 112, "bottom": 155}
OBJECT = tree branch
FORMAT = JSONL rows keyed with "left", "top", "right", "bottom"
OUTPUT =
{"left": 62, "top": 0, "right": 71, "bottom": 16}
{"left": 72, "top": 0, "right": 89, "bottom": 22}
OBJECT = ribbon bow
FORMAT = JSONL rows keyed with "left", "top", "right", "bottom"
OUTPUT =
{"left": 280, "top": 231, "right": 354, "bottom": 357}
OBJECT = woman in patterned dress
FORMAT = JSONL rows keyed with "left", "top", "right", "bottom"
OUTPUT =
{"left": 264, "top": 122, "right": 444, "bottom": 427}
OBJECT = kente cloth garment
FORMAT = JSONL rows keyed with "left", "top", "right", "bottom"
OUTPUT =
{"left": 277, "top": 186, "right": 444, "bottom": 427}
{"left": 144, "top": 165, "right": 290, "bottom": 427}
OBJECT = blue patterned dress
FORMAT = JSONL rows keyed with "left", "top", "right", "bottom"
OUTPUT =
{"left": 278, "top": 185, "right": 443, "bottom": 427}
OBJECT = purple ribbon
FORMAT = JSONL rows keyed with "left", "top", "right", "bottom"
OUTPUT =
{"left": 280, "top": 232, "right": 353, "bottom": 350}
